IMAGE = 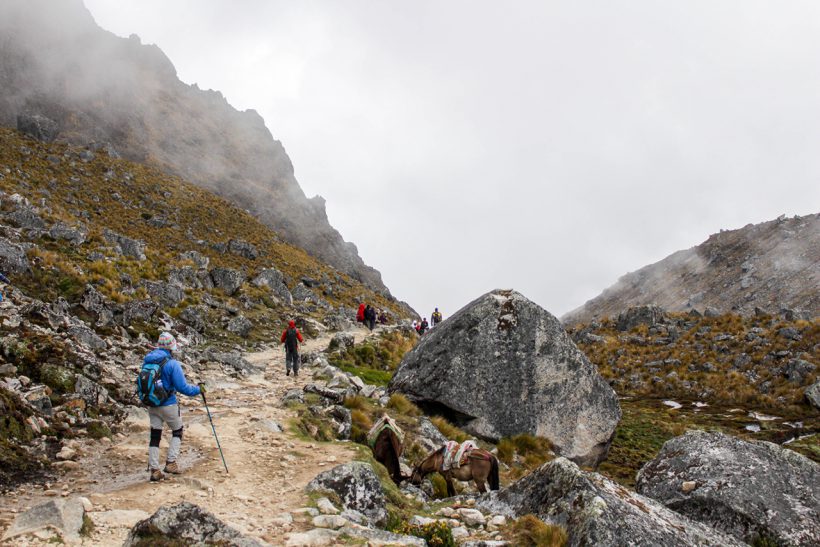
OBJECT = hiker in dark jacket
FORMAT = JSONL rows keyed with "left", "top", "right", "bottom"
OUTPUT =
{"left": 280, "top": 320, "right": 304, "bottom": 376}
{"left": 418, "top": 317, "right": 429, "bottom": 335}
{"left": 365, "top": 305, "right": 377, "bottom": 331}
{"left": 144, "top": 332, "right": 202, "bottom": 482}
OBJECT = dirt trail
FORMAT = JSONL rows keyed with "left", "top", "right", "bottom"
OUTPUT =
{"left": 0, "top": 326, "right": 376, "bottom": 545}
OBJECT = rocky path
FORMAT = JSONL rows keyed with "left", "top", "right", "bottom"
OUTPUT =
{"left": 0, "top": 326, "right": 376, "bottom": 545}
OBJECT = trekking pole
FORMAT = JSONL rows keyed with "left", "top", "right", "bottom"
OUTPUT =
{"left": 200, "top": 388, "right": 229, "bottom": 474}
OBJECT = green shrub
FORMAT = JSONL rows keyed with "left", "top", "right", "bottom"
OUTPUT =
{"left": 391, "top": 520, "right": 455, "bottom": 547}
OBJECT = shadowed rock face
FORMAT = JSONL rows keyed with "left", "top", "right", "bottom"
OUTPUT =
{"left": 0, "top": 0, "right": 390, "bottom": 294}
{"left": 636, "top": 430, "right": 820, "bottom": 547}
{"left": 477, "top": 458, "right": 745, "bottom": 547}
{"left": 389, "top": 289, "right": 621, "bottom": 467}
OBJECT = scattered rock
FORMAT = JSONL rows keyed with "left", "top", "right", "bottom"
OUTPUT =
{"left": 48, "top": 222, "right": 88, "bottom": 247}
{"left": 285, "top": 528, "right": 339, "bottom": 546}
{"left": 338, "top": 526, "right": 426, "bottom": 546}
{"left": 104, "top": 229, "right": 147, "bottom": 260}
{"left": 636, "top": 430, "right": 820, "bottom": 546}
{"left": 179, "top": 250, "right": 209, "bottom": 269}
{"left": 0, "top": 236, "right": 32, "bottom": 274}
{"left": 17, "top": 114, "right": 59, "bottom": 142}
{"left": 143, "top": 280, "right": 185, "bottom": 306}
{"left": 805, "top": 381, "right": 820, "bottom": 410}
{"left": 306, "top": 462, "right": 387, "bottom": 526}
{"left": 782, "top": 359, "right": 816, "bottom": 385}
{"left": 390, "top": 289, "right": 620, "bottom": 466}
{"left": 123, "top": 502, "right": 266, "bottom": 547}
{"left": 210, "top": 267, "right": 246, "bottom": 296}
{"left": 327, "top": 332, "right": 354, "bottom": 352}
{"left": 311, "top": 514, "right": 348, "bottom": 529}
{"left": 479, "top": 457, "right": 743, "bottom": 546}
{"left": 316, "top": 497, "right": 339, "bottom": 515}
{"left": 1, "top": 497, "right": 84, "bottom": 543}
{"left": 228, "top": 239, "right": 259, "bottom": 260}
{"left": 227, "top": 315, "right": 253, "bottom": 337}
{"left": 616, "top": 305, "right": 667, "bottom": 331}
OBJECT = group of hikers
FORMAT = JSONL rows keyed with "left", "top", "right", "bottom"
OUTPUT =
{"left": 356, "top": 303, "right": 388, "bottom": 330}
{"left": 412, "top": 307, "right": 443, "bottom": 335}
{"left": 138, "top": 303, "right": 445, "bottom": 482}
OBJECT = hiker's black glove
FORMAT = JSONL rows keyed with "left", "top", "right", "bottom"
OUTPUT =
{"left": 198, "top": 383, "right": 206, "bottom": 395}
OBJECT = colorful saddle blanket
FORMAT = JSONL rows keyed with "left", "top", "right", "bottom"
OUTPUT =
{"left": 441, "top": 440, "right": 479, "bottom": 471}
{"left": 367, "top": 415, "right": 404, "bottom": 451}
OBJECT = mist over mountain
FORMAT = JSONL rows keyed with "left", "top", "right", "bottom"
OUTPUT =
{"left": 0, "top": 0, "right": 391, "bottom": 296}
{"left": 563, "top": 213, "right": 820, "bottom": 325}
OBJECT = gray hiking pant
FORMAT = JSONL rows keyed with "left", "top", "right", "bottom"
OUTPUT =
{"left": 148, "top": 404, "right": 184, "bottom": 470}
{"left": 286, "top": 350, "right": 299, "bottom": 374}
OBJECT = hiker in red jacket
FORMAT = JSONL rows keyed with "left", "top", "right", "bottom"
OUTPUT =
{"left": 356, "top": 303, "right": 366, "bottom": 323}
{"left": 280, "top": 320, "right": 304, "bottom": 377}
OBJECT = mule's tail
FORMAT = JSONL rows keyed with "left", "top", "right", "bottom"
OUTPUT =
{"left": 489, "top": 455, "right": 500, "bottom": 490}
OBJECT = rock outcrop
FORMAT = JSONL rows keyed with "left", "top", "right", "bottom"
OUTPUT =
{"left": 636, "top": 430, "right": 820, "bottom": 546}
{"left": 564, "top": 213, "right": 820, "bottom": 323}
{"left": 389, "top": 289, "right": 620, "bottom": 466}
{"left": 123, "top": 502, "right": 266, "bottom": 547}
{"left": 1, "top": 498, "right": 85, "bottom": 543}
{"left": 306, "top": 462, "right": 387, "bottom": 526}
{"left": 478, "top": 458, "right": 744, "bottom": 547}
{"left": 0, "top": 0, "right": 391, "bottom": 294}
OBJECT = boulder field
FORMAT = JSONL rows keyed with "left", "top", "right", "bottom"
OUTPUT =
{"left": 390, "top": 289, "right": 621, "bottom": 467}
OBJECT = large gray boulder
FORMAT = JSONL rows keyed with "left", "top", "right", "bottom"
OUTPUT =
{"left": 49, "top": 222, "right": 88, "bottom": 245}
{"left": 478, "top": 458, "right": 744, "bottom": 547}
{"left": 0, "top": 237, "right": 31, "bottom": 274}
{"left": 636, "top": 430, "right": 820, "bottom": 546}
{"left": 228, "top": 239, "right": 259, "bottom": 260}
{"left": 616, "top": 305, "right": 667, "bottom": 331}
{"left": 123, "top": 502, "right": 266, "bottom": 547}
{"left": 306, "top": 462, "right": 387, "bottom": 526}
{"left": 210, "top": 267, "right": 245, "bottom": 296}
{"left": 103, "top": 229, "right": 146, "bottom": 260}
{"left": 143, "top": 280, "right": 185, "bottom": 307}
{"left": 1, "top": 497, "right": 84, "bottom": 543}
{"left": 806, "top": 381, "right": 820, "bottom": 409}
{"left": 17, "top": 114, "right": 59, "bottom": 142}
{"left": 389, "top": 289, "right": 620, "bottom": 466}
{"left": 252, "top": 267, "right": 293, "bottom": 305}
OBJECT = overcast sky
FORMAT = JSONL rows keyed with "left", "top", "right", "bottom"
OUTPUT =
{"left": 85, "top": 0, "right": 820, "bottom": 318}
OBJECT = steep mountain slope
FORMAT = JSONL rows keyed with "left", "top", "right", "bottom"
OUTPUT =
{"left": 0, "top": 125, "right": 411, "bottom": 488}
{"left": 0, "top": 0, "right": 389, "bottom": 294}
{"left": 563, "top": 213, "right": 819, "bottom": 325}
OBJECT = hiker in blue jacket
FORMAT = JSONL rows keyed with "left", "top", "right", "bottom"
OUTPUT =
{"left": 145, "top": 332, "right": 202, "bottom": 482}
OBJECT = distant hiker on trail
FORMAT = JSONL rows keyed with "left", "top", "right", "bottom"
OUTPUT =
{"left": 365, "top": 304, "right": 377, "bottom": 331}
{"left": 431, "top": 308, "right": 443, "bottom": 327}
{"left": 411, "top": 319, "right": 418, "bottom": 332}
{"left": 280, "top": 320, "right": 304, "bottom": 377}
{"left": 357, "top": 303, "right": 366, "bottom": 323}
{"left": 140, "top": 332, "right": 203, "bottom": 482}
{"left": 379, "top": 310, "right": 388, "bottom": 324}
{"left": 418, "top": 317, "right": 429, "bottom": 335}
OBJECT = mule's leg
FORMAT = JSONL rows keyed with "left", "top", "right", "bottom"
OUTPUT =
{"left": 476, "top": 479, "right": 487, "bottom": 493}
{"left": 444, "top": 474, "right": 456, "bottom": 497}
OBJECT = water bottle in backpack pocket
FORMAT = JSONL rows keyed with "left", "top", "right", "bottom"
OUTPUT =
{"left": 136, "top": 357, "right": 170, "bottom": 407}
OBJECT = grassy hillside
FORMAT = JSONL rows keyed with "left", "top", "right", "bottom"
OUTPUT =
{"left": 0, "top": 127, "right": 408, "bottom": 340}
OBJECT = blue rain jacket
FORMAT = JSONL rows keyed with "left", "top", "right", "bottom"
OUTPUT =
{"left": 143, "top": 348, "right": 200, "bottom": 406}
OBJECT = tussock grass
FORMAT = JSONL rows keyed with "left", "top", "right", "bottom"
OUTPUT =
{"left": 386, "top": 394, "right": 422, "bottom": 417}
{"left": 505, "top": 515, "right": 567, "bottom": 547}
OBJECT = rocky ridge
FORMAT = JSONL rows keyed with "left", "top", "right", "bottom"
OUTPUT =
{"left": 564, "top": 213, "right": 820, "bottom": 324}
{"left": 0, "top": 0, "right": 390, "bottom": 293}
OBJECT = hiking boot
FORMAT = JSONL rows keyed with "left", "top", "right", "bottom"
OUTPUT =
{"left": 286, "top": 369, "right": 290, "bottom": 376}
{"left": 164, "top": 461, "right": 181, "bottom": 474}
{"left": 294, "top": 371, "right": 299, "bottom": 377}
{"left": 149, "top": 468, "right": 164, "bottom": 482}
